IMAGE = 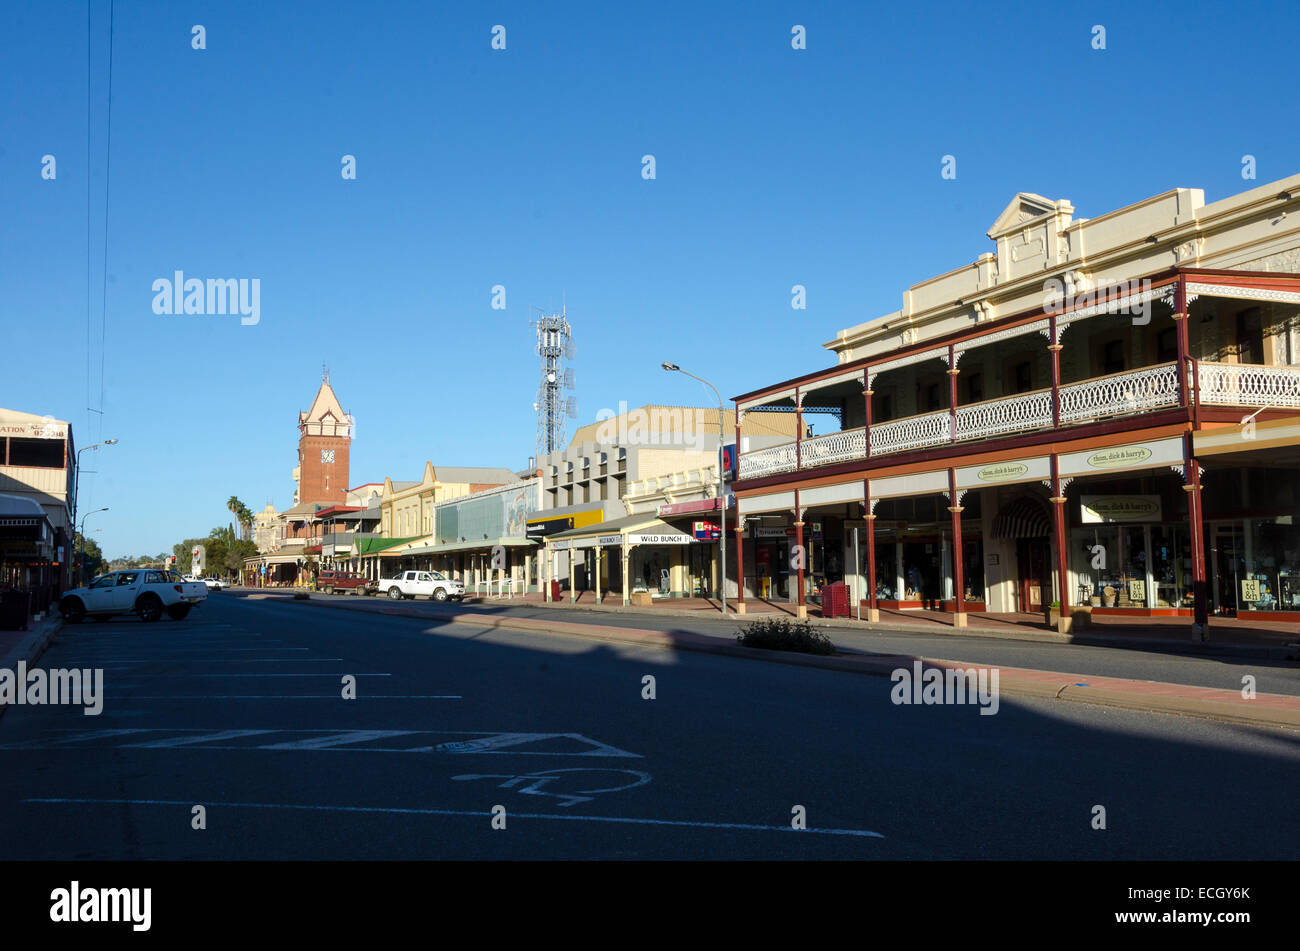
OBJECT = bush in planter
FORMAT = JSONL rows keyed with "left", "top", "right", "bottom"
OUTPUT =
{"left": 736, "top": 617, "right": 835, "bottom": 655}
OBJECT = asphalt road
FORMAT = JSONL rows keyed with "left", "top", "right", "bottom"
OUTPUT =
{"left": 1, "top": 594, "right": 1297, "bottom": 860}
{"left": 289, "top": 589, "right": 1300, "bottom": 696}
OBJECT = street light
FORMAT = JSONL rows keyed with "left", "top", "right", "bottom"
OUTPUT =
{"left": 662, "top": 362, "right": 728, "bottom": 615}
{"left": 71, "top": 439, "right": 117, "bottom": 577}
{"left": 76, "top": 507, "right": 109, "bottom": 587}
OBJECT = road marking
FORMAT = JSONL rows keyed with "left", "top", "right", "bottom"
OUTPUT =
{"left": 90, "top": 658, "right": 344, "bottom": 664}
{"left": 25, "top": 797, "right": 885, "bottom": 838}
{"left": 42, "top": 728, "right": 155, "bottom": 746}
{"left": 123, "top": 729, "right": 278, "bottom": 748}
{"left": 260, "top": 730, "right": 419, "bottom": 750}
{"left": 106, "top": 673, "right": 393, "bottom": 678}
{"left": 436, "top": 733, "right": 639, "bottom": 757}
{"left": 113, "top": 695, "right": 462, "bottom": 700}
{"left": 452, "top": 768, "right": 651, "bottom": 807}
{"left": 0, "top": 729, "right": 635, "bottom": 757}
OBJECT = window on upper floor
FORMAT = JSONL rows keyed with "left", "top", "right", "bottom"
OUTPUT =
{"left": 1236, "top": 307, "right": 1264, "bottom": 365}
{"left": 1101, "top": 340, "right": 1126, "bottom": 375}
{"left": 1012, "top": 361, "right": 1034, "bottom": 393}
{"left": 7, "top": 438, "right": 64, "bottom": 468}
{"left": 1156, "top": 327, "right": 1178, "bottom": 364}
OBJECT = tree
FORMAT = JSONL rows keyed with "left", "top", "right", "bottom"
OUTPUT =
{"left": 75, "top": 533, "right": 105, "bottom": 582}
{"left": 228, "top": 497, "right": 255, "bottom": 541}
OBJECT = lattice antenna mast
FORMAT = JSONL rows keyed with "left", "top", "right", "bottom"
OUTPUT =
{"left": 534, "top": 305, "right": 575, "bottom": 460}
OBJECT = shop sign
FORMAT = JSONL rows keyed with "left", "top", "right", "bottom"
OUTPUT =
{"left": 597, "top": 534, "right": 623, "bottom": 547}
{"left": 753, "top": 526, "right": 792, "bottom": 539}
{"left": 692, "top": 521, "right": 720, "bottom": 540}
{"left": 1240, "top": 579, "right": 1260, "bottom": 603}
{"left": 977, "top": 462, "right": 1029, "bottom": 482}
{"left": 0, "top": 419, "right": 66, "bottom": 439}
{"left": 1085, "top": 447, "right": 1153, "bottom": 469}
{"left": 1128, "top": 579, "right": 1146, "bottom": 603}
{"left": 1081, "top": 495, "right": 1162, "bottom": 523}
{"left": 627, "top": 532, "right": 696, "bottom": 545}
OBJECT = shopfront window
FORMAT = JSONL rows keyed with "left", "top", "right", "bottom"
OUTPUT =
{"left": 1239, "top": 518, "right": 1300, "bottom": 612}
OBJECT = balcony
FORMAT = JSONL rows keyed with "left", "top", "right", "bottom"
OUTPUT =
{"left": 737, "top": 361, "right": 1300, "bottom": 480}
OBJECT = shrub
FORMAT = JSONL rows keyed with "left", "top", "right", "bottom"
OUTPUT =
{"left": 736, "top": 617, "right": 835, "bottom": 655}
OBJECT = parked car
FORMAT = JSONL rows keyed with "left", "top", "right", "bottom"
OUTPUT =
{"left": 317, "top": 569, "right": 376, "bottom": 596}
{"left": 59, "top": 569, "right": 208, "bottom": 623}
{"left": 377, "top": 570, "right": 464, "bottom": 602}
{"left": 202, "top": 577, "right": 227, "bottom": 591}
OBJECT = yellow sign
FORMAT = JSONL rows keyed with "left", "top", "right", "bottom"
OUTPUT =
{"left": 1128, "top": 579, "right": 1146, "bottom": 603}
{"left": 1086, "top": 447, "right": 1153, "bottom": 469}
{"left": 977, "top": 463, "right": 1029, "bottom": 482}
{"left": 1241, "top": 579, "right": 1260, "bottom": 603}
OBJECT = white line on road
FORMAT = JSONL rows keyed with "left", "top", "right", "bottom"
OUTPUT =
{"left": 260, "top": 730, "right": 420, "bottom": 750}
{"left": 113, "top": 695, "right": 462, "bottom": 700}
{"left": 124, "top": 730, "right": 279, "bottom": 748}
{"left": 24, "top": 797, "right": 886, "bottom": 838}
{"left": 91, "top": 658, "right": 345, "bottom": 664}
{"left": 107, "top": 673, "right": 393, "bottom": 678}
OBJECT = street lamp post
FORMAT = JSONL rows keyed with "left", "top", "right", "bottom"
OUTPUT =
{"left": 71, "top": 439, "right": 117, "bottom": 585}
{"left": 662, "top": 362, "right": 728, "bottom": 615}
{"left": 76, "top": 507, "right": 109, "bottom": 587}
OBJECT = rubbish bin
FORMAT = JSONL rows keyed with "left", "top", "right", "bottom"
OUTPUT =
{"left": 549, "top": 580, "right": 562, "bottom": 602}
{"left": 821, "top": 581, "right": 848, "bottom": 619}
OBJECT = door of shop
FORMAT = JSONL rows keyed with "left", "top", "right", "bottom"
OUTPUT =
{"left": 1210, "top": 522, "right": 1245, "bottom": 615}
{"left": 1015, "top": 538, "right": 1049, "bottom": 613}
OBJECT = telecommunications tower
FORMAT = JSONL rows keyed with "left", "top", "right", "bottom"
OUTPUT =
{"left": 533, "top": 306, "right": 576, "bottom": 460}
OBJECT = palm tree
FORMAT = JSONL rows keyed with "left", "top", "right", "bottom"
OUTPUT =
{"left": 227, "top": 496, "right": 254, "bottom": 541}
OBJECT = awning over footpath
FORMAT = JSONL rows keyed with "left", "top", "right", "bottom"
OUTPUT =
{"left": 547, "top": 513, "right": 702, "bottom": 549}
{"left": 401, "top": 537, "right": 537, "bottom": 557}
{"left": 353, "top": 536, "right": 419, "bottom": 556}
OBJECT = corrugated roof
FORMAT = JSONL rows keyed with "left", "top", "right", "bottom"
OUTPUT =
{"left": 434, "top": 466, "right": 518, "bottom": 484}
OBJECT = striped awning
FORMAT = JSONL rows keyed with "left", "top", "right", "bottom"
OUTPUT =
{"left": 992, "top": 496, "right": 1052, "bottom": 540}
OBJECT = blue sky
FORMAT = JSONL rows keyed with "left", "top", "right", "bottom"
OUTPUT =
{"left": 2, "top": 0, "right": 1297, "bottom": 557}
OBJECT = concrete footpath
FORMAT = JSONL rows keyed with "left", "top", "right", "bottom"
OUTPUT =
{"left": 0, "top": 613, "right": 64, "bottom": 720}
{"left": 255, "top": 591, "right": 1300, "bottom": 731}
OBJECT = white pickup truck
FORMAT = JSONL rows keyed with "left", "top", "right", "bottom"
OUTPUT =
{"left": 378, "top": 570, "right": 465, "bottom": 602}
{"left": 60, "top": 569, "right": 208, "bottom": 623}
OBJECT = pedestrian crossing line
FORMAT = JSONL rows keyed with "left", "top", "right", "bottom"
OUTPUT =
{"left": 24, "top": 797, "right": 886, "bottom": 838}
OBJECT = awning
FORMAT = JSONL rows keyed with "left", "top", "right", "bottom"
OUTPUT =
{"left": 548, "top": 514, "right": 701, "bottom": 549}
{"left": 401, "top": 537, "right": 538, "bottom": 557}
{"left": 353, "top": 536, "right": 419, "bottom": 556}
{"left": 991, "top": 496, "right": 1052, "bottom": 540}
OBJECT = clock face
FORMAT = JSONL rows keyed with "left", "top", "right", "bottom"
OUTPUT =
{"left": 320, "top": 449, "right": 335, "bottom": 464}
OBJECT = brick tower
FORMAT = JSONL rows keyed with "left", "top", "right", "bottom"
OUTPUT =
{"left": 294, "top": 368, "right": 352, "bottom": 506}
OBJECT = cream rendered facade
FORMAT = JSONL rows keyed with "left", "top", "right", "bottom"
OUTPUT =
{"left": 734, "top": 174, "right": 1300, "bottom": 629}
{"left": 380, "top": 463, "right": 518, "bottom": 543}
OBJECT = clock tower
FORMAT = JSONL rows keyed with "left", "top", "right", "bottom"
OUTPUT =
{"left": 294, "top": 368, "right": 352, "bottom": 506}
